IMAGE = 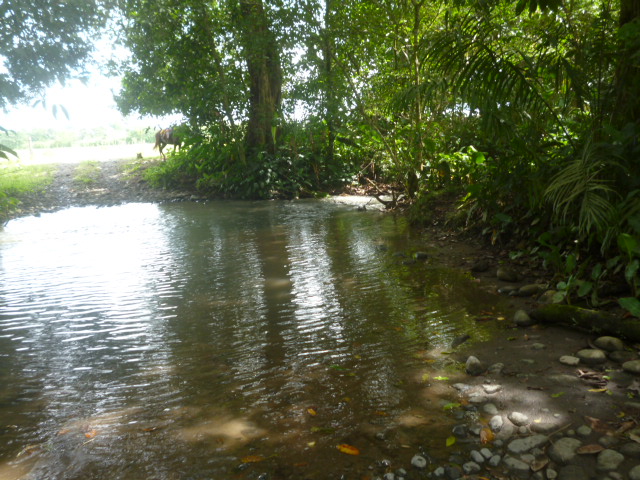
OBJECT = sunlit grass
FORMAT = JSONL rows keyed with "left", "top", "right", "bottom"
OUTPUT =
{"left": 0, "top": 162, "right": 57, "bottom": 221}
{"left": 0, "top": 161, "right": 56, "bottom": 195}
{"left": 73, "top": 160, "right": 101, "bottom": 185}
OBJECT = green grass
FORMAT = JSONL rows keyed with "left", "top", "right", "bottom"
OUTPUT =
{"left": 73, "top": 161, "right": 102, "bottom": 185}
{"left": 0, "top": 162, "right": 57, "bottom": 221}
{"left": 0, "top": 162, "right": 56, "bottom": 195}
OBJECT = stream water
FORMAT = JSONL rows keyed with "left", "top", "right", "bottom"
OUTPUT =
{"left": 0, "top": 199, "right": 504, "bottom": 479}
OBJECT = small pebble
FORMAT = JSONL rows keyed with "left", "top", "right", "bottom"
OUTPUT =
{"left": 462, "top": 462, "right": 480, "bottom": 474}
{"left": 483, "top": 403, "right": 499, "bottom": 415}
{"left": 489, "top": 415, "right": 503, "bottom": 432}
{"left": 482, "top": 384, "right": 502, "bottom": 394}
{"left": 576, "top": 425, "right": 592, "bottom": 437}
{"left": 410, "top": 455, "right": 427, "bottom": 469}
{"left": 488, "top": 454, "right": 501, "bottom": 467}
{"left": 508, "top": 411, "right": 529, "bottom": 426}
{"left": 559, "top": 355, "right": 580, "bottom": 366}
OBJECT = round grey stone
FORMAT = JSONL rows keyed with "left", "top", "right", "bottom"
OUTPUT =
{"left": 489, "top": 415, "right": 503, "bottom": 432}
{"left": 576, "top": 348, "right": 607, "bottom": 365}
{"left": 483, "top": 403, "right": 499, "bottom": 415}
{"left": 558, "top": 465, "right": 589, "bottom": 480}
{"left": 609, "top": 350, "right": 637, "bottom": 363}
{"left": 513, "top": 309, "right": 535, "bottom": 327}
{"left": 470, "top": 450, "right": 484, "bottom": 463}
{"left": 462, "top": 461, "right": 481, "bottom": 474}
{"left": 596, "top": 449, "right": 624, "bottom": 471}
{"left": 483, "top": 384, "right": 502, "bottom": 394}
{"left": 488, "top": 454, "right": 501, "bottom": 467}
{"left": 465, "top": 355, "right": 485, "bottom": 376}
{"left": 620, "top": 441, "right": 640, "bottom": 458}
{"left": 623, "top": 360, "right": 640, "bottom": 374}
{"left": 383, "top": 473, "right": 395, "bottom": 480}
{"left": 576, "top": 425, "right": 592, "bottom": 437}
{"left": 432, "top": 466, "right": 445, "bottom": 478}
{"left": 502, "top": 455, "right": 530, "bottom": 474}
{"left": 487, "top": 362, "right": 504, "bottom": 374}
{"left": 559, "top": 355, "right": 580, "bottom": 366}
{"left": 548, "top": 437, "right": 582, "bottom": 464}
{"left": 410, "top": 454, "right": 427, "bottom": 469}
{"left": 497, "top": 266, "right": 519, "bottom": 282}
{"left": 507, "top": 434, "right": 549, "bottom": 454}
{"left": 480, "top": 447, "right": 492, "bottom": 459}
{"left": 508, "top": 411, "right": 530, "bottom": 426}
{"left": 629, "top": 464, "right": 640, "bottom": 480}
{"left": 594, "top": 336, "right": 625, "bottom": 352}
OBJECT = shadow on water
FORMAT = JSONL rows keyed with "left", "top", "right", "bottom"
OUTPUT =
{"left": 0, "top": 200, "right": 507, "bottom": 479}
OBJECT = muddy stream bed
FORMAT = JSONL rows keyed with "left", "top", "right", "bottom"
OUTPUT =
{"left": 1, "top": 160, "right": 639, "bottom": 480}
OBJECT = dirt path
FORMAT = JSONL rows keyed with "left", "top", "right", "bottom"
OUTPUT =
{"left": 11, "top": 159, "right": 195, "bottom": 219}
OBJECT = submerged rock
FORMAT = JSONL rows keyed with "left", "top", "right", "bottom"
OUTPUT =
{"left": 576, "top": 348, "right": 607, "bottom": 365}
{"left": 513, "top": 309, "right": 535, "bottom": 327}
{"left": 549, "top": 437, "right": 582, "bottom": 464}
{"left": 465, "top": 356, "right": 485, "bottom": 376}
{"left": 496, "top": 266, "right": 519, "bottom": 282}
{"left": 594, "top": 335, "right": 625, "bottom": 352}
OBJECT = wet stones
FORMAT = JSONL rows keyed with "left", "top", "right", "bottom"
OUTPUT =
{"left": 465, "top": 355, "right": 484, "bottom": 376}
{"left": 594, "top": 335, "right": 625, "bottom": 352}
{"left": 596, "top": 448, "right": 625, "bottom": 471}
{"left": 513, "top": 309, "right": 535, "bottom": 327}
{"left": 410, "top": 454, "right": 427, "bottom": 469}
{"left": 507, "top": 435, "right": 548, "bottom": 455}
{"left": 576, "top": 348, "right": 607, "bottom": 365}
{"left": 558, "top": 355, "right": 580, "bottom": 366}
{"left": 623, "top": 360, "right": 640, "bottom": 374}
{"left": 507, "top": 411, "right": 529, "bottom": 427}
{"left": 548, "top": 437, "right": 582, "bottom": 464}
{"left": 497, "top": 266, "right": 519, "bottom": 282}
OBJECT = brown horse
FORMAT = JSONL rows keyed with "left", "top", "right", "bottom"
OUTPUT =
{"left": 154, "top": 128, "right": 181, "bottom": 159}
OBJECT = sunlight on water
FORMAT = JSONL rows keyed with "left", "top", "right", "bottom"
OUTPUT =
{"left": 0, "top": 200, "right": 501, "bottom": 479}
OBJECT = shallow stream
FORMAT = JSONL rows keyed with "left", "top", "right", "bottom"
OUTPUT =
{"left": 0, "top": 199, "right": 504, "bottom": 479}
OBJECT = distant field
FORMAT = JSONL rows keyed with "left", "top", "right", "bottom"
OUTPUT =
{"left": 14, "top": 143, "right": 160, "bottom": 165}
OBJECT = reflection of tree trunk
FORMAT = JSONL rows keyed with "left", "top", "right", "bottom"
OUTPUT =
{"left": 613, "top": 0, "right": 640, "bottom": 127}
{"left": 239, "top": 0, "right": 282, "bottom": 157}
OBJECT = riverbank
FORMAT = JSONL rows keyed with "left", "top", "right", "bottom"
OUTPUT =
{"left": 3, "top": 158, "right": 640, "bottom": 479}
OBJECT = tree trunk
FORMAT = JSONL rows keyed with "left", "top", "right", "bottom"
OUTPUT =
{"left": 613, "top": 0, "right": 640, "bottom": 128}
{"left": 530, "top": 304, "right": 640, "bottom": 342}
{"left": 238, "top": 0, "right": 282, "bottom": 157}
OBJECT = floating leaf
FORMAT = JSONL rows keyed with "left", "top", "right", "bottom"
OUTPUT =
{"left": 530, "top": 457, "right": 549, "bottom": 471}
{"left": 85, "top": 429, "right": 97, "bottom": 439}
{"left": 480, "top": 427, "right": 495, "bottom": 444}
{"left": 307, "top": 441, "right": 316, "bottom": 448}
{"left": 577, "top": 444, "right": 605, "bottom": 454}
{"left": 241, "top": 455, "right": 265, "bottom": 463}
{"left": 329, "top": 365, "right": 348, "bottom": 371}
{"left": 446, "top": 435, "right": 456, "bottom": 447}
{"left": 434, "top": 376, "right": 449, "bottom": 381}
{"left": 307, "top": 407, "right": 317, "bottom": 416}
{"left": 443, "top": 402, "right": 461, "bottom": 411}
{"left": 337, "top": 444, "right": 360, "bottom": 455}
{"left": 550, "top": 392, "right": 565, "bottom": 398}
{"left": 588, "top": 388, "right": 608, "bottom": 393}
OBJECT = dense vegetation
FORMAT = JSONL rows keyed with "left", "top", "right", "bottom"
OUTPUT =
{"left": 1, "top": 0, "right": 639, "bottom": 313}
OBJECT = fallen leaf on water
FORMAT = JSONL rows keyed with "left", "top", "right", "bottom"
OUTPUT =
{"left": 434, "top": 376, "right": 449, "bottom": 381}
{"left": 373, "top": 411, "right": 389, "bottom": 416}
{"left": 443, "top": 402, "right": 461, "bottom": 411}
{"left": 307, "top": 441, "right": 316, "bottom": 448}
{"left": 616, "top": 420, "right": 635, "bottom": 434}
{"left": 85, "top": 429, "right": 97, "bottom": 439}
{"left": 446, "top": 435, "right": 456, "bottom": 447}
{"left": 241, "top": 455, "right": 265, "bottom": 463}
{"left": 337, "top": 444, "right": 360, "bottom": 455}
{"left": 307, "top": 407, "right": 317, "bottom": 416}
{"left": 480, "top": 427, "right": 495, "bottom": 444}
{"left": 550, "top": 392, "right": 565, "bottom": 398}
{"left": 586, "top": 415, "right": 612, "bottom": 433}
{"left": 577, "top": 444, "right": 605, "bottom": 454}
{"left": 588, "top": 388, "right": 608, "bottom": 393}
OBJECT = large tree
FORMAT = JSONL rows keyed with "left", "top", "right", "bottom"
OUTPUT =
{"left": 116, "top": 0, "right": 284, "bottom": 158}
{"left": 0, "top": 0, "right": 111, "bottom": 109}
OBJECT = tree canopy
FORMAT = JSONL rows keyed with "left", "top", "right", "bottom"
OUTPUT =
{"left": 0, "top": 0, "right": 112, "bottom": 109}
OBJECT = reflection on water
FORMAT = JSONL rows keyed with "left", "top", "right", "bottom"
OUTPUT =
{"left": 0, "top": 200, "right": 501, "bottom": 479}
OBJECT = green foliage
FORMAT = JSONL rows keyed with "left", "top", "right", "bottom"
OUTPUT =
{"left": 0, "top": 163, "right": 56, "bottom": 221}
{"left": 0, "top": 0, "right": 111, "bottom": 108}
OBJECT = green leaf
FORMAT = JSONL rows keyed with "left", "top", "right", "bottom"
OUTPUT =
{"left": 577, "top": 280, "right": 593, "bottom": 297}
{"left": 433, "top": 376, "right": 449, "bottom": 381}
{"left": 443, "top": 402, "right": 461, "bottom": 411}
{"left": 619, "top": 297, "right": 640, "bottom": 317}
{"left": 618, "top": 234, "right": 640, "bottom": 259}
{"left": 551, "top": 392, "right": 565, "bottom": 398}
{"left": 625, "top": 260, "right": 639, "bottom": 286}
{"left": 446, "top": 435, "right": 456, "bottom": 447}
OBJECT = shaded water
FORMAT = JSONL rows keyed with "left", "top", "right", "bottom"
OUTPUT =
{"left": 0, "top": 200, "right": 503, "bottom": 479}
